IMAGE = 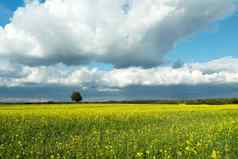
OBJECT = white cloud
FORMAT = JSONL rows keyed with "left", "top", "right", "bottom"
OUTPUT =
{"left": 191, "top": 57, "right": 238, "bottom": 73}
{"left": 1, "top": 57, "right": 238, "bottom": 89}
{"left": 0, "top": 0, "right": 235, "bottom": 67}
{"left": 0, "top": 0, "right": 236, "bottom": 92}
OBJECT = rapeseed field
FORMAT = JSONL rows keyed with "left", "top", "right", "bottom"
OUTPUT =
{"left": 0, "top": 104, "right": 238, "bottom": 159}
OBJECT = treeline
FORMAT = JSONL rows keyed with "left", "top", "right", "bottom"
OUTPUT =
{"left": 1, "top": 98, "right": 238, "bottom": 105}
{"left": 155, "top": 98, "right": 238, "bottom": 105}
{"left": 94, "top": 98, "right": 238, "bottom": 105}
{"left": 183, "top": 98, "right": 238, "bottom": 105}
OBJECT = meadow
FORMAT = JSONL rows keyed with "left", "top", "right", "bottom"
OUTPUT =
{"left": 0, "top": 104, "right": 238, "bottom": 159}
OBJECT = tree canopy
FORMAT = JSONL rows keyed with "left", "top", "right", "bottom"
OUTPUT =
{"left": 71, "top": 91, "right": 82, "bottom": 102}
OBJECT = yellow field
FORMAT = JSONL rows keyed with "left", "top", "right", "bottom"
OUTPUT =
{"left": 0, "top": 104, "right": 238, "bottom": 159}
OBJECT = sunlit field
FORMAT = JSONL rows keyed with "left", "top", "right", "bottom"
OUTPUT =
{"left": 0, "top": 104, "right": 238, "bottom": 159}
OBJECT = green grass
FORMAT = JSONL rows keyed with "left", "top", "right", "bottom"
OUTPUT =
{"left": 0, "top": 104, "right": 238, "bottom": 159}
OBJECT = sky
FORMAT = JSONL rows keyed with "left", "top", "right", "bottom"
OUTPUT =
{"left": 0, "top": 0, "right": 238, "bottom": 102}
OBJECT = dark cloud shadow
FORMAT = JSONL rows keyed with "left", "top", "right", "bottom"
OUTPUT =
{"left": 0, "top": 84, "right": 238, "bottom": 102}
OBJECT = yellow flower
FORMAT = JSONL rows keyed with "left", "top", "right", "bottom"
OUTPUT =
{"left": 50, "top": 155, "right": 55, "bottom": 159}
{"left": 136, "top": 152, "right": 143, "bottom": 157}
{"left": 211, "top": 150, "right": 219, "bottom": 159}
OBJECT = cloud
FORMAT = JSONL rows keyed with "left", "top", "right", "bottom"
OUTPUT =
{"left": 0, "top": 0, "right": 235, "bottom": 67}
{"left": 1, "top": 57, "right": 238, "bottom": 89}
{"left": 191, "top": 57, "right": 238, "bottom": 73}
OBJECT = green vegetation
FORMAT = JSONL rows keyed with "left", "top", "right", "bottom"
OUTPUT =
{"left": 71, "top": 91, "right": 83, "bottom": 102}
{"left": 0, "top": 104, "right": 238, "bottom": 159}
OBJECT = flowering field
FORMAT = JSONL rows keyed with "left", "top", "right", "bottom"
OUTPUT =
{"left": 0, "top": 104, "right": 238, "bottom": 159}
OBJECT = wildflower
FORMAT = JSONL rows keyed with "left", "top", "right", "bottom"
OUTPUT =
{"left": 211, "top": 150, "right": 218, "bottom": 159}
{"left": 136, "top": 152, "right": 143, "bottom": 157}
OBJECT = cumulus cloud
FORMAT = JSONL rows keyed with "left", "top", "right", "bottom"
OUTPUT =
{"left": 0, "top": 0, "right": 235, "bottom": 67}
{"left": 1, "top": 57, "right": 238, "bottom": 89}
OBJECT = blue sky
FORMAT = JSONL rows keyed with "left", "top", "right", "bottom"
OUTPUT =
{"left": 167, "top": 13, "right": 238, "bottom": 63}
{"left": 0, "top": 0, "right": 23, "bottom": 26}
{"left": 0, "top": 0, "right": 23, "bottom": 10}
{"left": 0, "top": 0, "right": 238, "bottom": 101}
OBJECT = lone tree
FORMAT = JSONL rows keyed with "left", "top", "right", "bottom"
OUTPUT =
{"left": 71, "top": 91, "right": 82, "bottom": 102}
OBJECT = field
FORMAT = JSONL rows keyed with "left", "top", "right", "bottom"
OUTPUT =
{"left": 0, "top": 104, "right": 238, "bottom": 159}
